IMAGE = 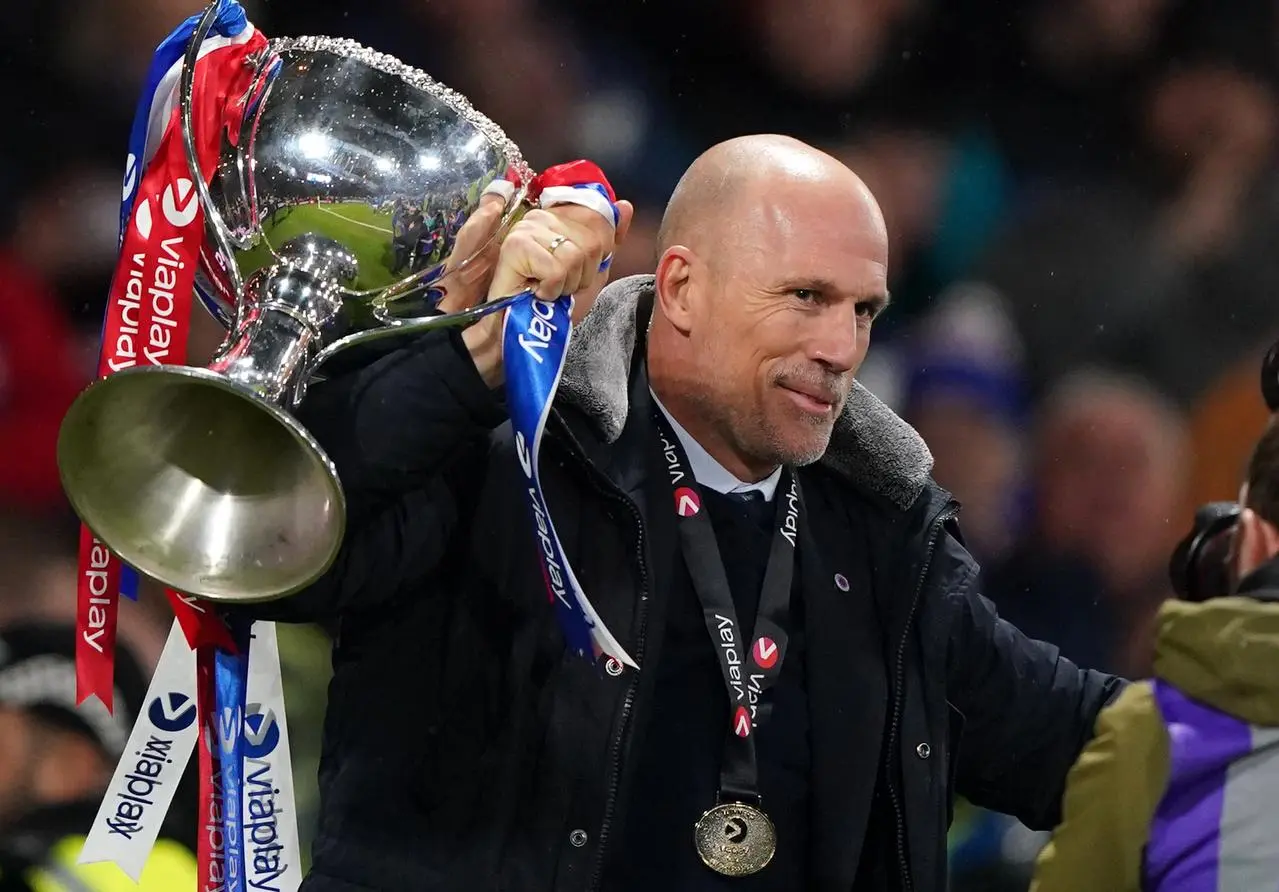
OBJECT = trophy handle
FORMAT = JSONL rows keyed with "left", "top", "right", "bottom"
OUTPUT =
{"left": 307, "top": 193, "right": 535, "bottom": 373}
{"left": 180, "top": 1, "right": 247, "bottom": 306}
{"left": 309, "top": 290, "right": 530, "bottom": 374}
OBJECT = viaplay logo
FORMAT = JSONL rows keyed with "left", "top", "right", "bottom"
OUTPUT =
{"left": 244, "top": 702, "right": 290, "bottom": 889}
{"left": 752, "top": 637, "right": 779, "bottom": 670}
{"left": 242, "top": 704, "right": 281, "bottom": 759}
{"left": 674, "top": 486, "right": 700, "bottom": 517}
{"left": 133, "top": 178, "right": 199, "bottom": 240}
{"left": 162, "top": 179, "right": 199, "bottom": 227}
{"left": 148, "top": 692, "right": 197, "bottom": 733}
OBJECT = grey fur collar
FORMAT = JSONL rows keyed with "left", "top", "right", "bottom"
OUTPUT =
{"left": 558, "top": 274, "right": 934, "bottom": 511}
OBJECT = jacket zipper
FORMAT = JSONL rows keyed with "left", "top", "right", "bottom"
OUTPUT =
{"left": 886, "top": 503, "right": 958, "bottom": 892}
{"left": 546, "top": 437, "right": 652, "bottom": 892}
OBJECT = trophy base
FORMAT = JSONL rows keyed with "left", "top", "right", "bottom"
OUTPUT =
{"left": 58, "top": 365, "right": 346, "bottom": 603}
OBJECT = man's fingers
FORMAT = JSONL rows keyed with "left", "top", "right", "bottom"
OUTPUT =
{"left": 549, "top": 237, "right": 590, "bottom": 298}
{"left": 482, "top": 192, "right": 625, "bottom": 313}
{"left": 435, "top": 193, "right": 509, "bottom": 313}
{"left": 490, "top": 226, "right": 569, "bottom": 301}
{"left": 527, "top": 206, "right": 608, "bottom": 265}
{"left": 449, "top": 193, "right": 507, "bottom": 274}
{"left": 613, "top": 200, "right": 635, "bottom": 248}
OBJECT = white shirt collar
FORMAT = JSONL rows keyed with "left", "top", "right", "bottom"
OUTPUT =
{"left": 651, "top": 389, "right": 782, "bottom": 501}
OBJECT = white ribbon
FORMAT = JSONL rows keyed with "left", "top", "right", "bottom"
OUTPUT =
{"left": 79, "top": 622, "right": 199, "bottom": 880}
{"left": 241, "top": 621, "right": 303, "bottom": 892}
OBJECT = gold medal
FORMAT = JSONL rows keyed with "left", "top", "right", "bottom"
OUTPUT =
{"left": 693, "top": 801, "right": 777, "bottom": 877}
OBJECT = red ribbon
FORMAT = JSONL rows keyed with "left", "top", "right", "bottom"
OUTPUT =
{"left": 530, "top": 160, "right": 618, "bottom": 202}
{"left": 73, "top": 32, "right": 266, "bottom": 710}
{"left": 74, "top": 527, "right": 121, "bottom": 706}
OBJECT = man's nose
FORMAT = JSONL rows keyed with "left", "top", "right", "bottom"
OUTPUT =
{"left": 807, "top": 303, "right": 862, "bottom": 373}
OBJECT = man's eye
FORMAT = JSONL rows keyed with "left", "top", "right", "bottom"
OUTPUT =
{"left": 792, "top": 289, "right": 818, "bottom": 302}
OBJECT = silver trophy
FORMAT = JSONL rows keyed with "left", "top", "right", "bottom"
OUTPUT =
{"left": 58, "top": 3, "right": 534, "bottom": 603}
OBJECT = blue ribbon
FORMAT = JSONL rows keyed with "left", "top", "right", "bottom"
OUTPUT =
{"left": 118, "top": 566, "right": 140, "bottom": 601}
{"left": 213, "top": 615, "right": 251, "bottom": 892}
{"left": 503, "top": 292, "right": 601, "bottom": 661}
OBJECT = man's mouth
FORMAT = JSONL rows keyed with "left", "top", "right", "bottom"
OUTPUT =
{"left": 779, "top": 381, "right": 839, "bottom": 415}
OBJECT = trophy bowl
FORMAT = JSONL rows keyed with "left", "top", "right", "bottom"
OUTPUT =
{"left": 58, "top": 9, "right": 533, "bottom": 603}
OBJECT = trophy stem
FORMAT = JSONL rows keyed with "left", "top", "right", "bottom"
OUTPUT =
{"left": 211, "top": 310, "right": 323, "bottom": 409}
{"left": 213, "top": 235, "right": 354, "bottom": 407}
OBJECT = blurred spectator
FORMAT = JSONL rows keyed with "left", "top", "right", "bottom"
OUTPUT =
{"left": 0, "top": 519, "right": 78, "bottom": 633}
{"left": 748, "top": 0, "right": 920, "bottom": 100}
{"left": 928, "top": 0, "right": 1172, "bottom": 184}
{"left": 0, "top": 252, "right": 87, "bottom": 513}
{"left": 0, "top": 623, "right": 197, "bottom": 891}
{"left": 1187, "top": 348, "right": 1275, "bottom": 507}
{"left": 985, "top": 368, "right": 1187, "bottom": 677}
{"left": 10, "top": 0, "right": 251, "bottom": 110}
{"left": 830, "top": 121, "right": 1010, "bottom": 323}
{"left": 901, "top": 284, "right": 1027, "bottom": 564}
{"left": 555, "top": 0, "right": 935, "bottom": 147}
{"left": 972, "top": 56, "right": 1279, "bottom": 405}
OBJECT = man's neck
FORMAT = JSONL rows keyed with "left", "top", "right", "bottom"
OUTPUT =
{"left": 645, "top": 320, "right": 781, "bottom": 484}
{"left": 649, "top": 381, "right": 779, "bottom": 485}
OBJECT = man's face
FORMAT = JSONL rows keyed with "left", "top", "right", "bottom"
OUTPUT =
{"left": 676, "top": 178, "right": 889, "bottom": 470}
{"left": 0, "top": 707, "right": 37, "bottom": 828}
{"left": 1036, "top": 393, "right": 1184, "bottom": 591}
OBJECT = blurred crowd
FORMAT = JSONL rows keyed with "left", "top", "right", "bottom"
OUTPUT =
{"left": 2, "top": 0, "right": 1278, "bottom": 888}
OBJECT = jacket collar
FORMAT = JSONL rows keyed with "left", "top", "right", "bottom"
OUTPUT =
{"left": 557, "top": 275, "right": 934, "bottom": 512}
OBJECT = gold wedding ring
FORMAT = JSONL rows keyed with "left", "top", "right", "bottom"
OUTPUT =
{"left": 546, "top": 234, "right": 569, "bottom": 255}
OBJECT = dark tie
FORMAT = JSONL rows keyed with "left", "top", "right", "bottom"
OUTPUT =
{"left": 728, "top": 489, "right": 772, "bottom": 527}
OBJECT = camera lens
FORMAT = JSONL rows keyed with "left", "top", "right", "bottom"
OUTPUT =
{"left": 1169, "top": 502, "right": 1242, "bottom": 602}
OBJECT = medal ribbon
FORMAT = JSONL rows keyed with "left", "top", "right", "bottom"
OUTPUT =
{"left": 494, "top": 161, "right": 636, "bottom": 669}
{"left": 651, "top": 407, "right": 801, "bottom": 803}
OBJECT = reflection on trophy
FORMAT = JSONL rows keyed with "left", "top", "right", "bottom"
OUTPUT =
{"left": 58, "top": 7, "right": 534, "bottom": 604}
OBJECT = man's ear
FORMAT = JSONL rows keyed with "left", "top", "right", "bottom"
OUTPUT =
{"left": 1235, "top": 507, "right": 1279, "bottom": 582}
{"left": 654, "top": 245, "right": 695, "bottom": 334}
{"left": 1257, "top": 513, "right": 1279, "bottom": 564}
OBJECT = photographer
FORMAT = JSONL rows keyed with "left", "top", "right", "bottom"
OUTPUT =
{"left": 1030, "top": 359, "right": 1279, "bottom": 891}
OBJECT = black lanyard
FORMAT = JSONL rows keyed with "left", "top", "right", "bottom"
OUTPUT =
{"left": 652, "top": 408, "right": 802, "bottom": 805}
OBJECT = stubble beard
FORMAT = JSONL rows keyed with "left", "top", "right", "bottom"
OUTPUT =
{"left": 701, "top": 390, "right": 841, "bottom": 475}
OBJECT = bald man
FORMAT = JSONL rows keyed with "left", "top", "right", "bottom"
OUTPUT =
{"left": 258, "top": 137, "right": 1122, "bottom": 892}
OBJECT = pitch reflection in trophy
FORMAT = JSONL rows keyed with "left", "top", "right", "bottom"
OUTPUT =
{"left": 215, "top": 42, "right": 510, "bottom": 307}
